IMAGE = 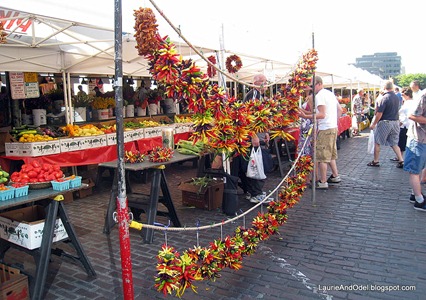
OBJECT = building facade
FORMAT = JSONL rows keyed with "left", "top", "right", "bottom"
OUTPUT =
{"left": 353, "top": 52, "right": 401, "bottom": 79}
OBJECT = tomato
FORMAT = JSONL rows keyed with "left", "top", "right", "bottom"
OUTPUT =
{"left": 38, "top": 178, "right": 46, "bottom": 182}
{"left": 29, "top": 178, "right": 38, "bottom": 183}
{"left": 20, "top": 174, "right": 30, "bottom": 181}
{"left": 53, "top": 165, "right": 61, "bottom": 171}
{"left": 43, "top": 163, "right": 53, "bottom": 172}
{"left": 47, "top": 174, "right": 56, "bottom": 181}
{"left": 31, "top": 161, "right": 41, "bottom": 168}
{"left": 55, "top": 171, "right": 63, "bottom": 179}
{"left": 27, "top": 171, "right": 38, "bottom": 178}
{"left": 33, "top": 167, "right": 42, "bottom": 174}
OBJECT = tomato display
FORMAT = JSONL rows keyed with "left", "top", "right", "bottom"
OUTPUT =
{"left": 10, "top": 160, "right": 64, "bottom": 184}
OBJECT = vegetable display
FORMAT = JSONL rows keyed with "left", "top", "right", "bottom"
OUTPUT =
{"left": 0, "top": 167, "right": 9, "bottom": 184}
{"left": 10, "top": 160, "right": 64, "bottom": 184}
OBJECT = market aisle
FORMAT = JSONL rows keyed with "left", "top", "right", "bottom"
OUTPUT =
{"left": 4, "top": 132, "right": 426, "bottom": 299}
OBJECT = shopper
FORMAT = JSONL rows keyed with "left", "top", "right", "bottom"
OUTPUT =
{"left": 368, "top": 80, "right": 404, "bottom": 168}
{"left": 298, "top": 76, "right": 343, "bottom": 189}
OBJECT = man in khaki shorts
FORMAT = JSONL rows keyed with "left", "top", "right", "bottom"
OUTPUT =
{"left": 299, "top": 76, "right": 343, "bottom": 189}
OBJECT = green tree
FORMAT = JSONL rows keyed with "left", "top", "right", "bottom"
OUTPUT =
{"left": 394, "top": 73, "right": 426, "bottom": 89}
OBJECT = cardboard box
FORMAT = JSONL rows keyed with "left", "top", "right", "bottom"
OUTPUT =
{"left": 74, "top": 178, "right": 95, "bottom": 199}
{"left": 5, "top": 140, "right": 61, "bottom": 157}
{"left": 84, "top": 134, "right": 107, "bottom": 148}
{"left": 59, "top": 136, "right": 88, "bottom": 152}
{"left": 144, "top": 127, "right": 164, "bottom": 138}
{"left": 179, "top": 179, "right": 224, "bottom": 210}
{"left": 105, "top": 133, "right": 117, "bottom": 146}
{"left": 0, "top": 205, "right": 68, "bottom": 250}
{"left": 0, "top": 264, "right": 29, "bottom": 300}
{"left": 4, "top": 143, "right": 20, "bottom": 156}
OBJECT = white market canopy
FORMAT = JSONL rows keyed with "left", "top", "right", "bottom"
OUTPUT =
{"left": 0, "top": 3, "right": 384, "bottom": 89}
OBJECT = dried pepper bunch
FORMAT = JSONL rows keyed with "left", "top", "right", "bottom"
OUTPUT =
{"left": 133, "top": 7, "right": 160, "bottom": 56}
{"left": 124, "top": 151, "right": 145, "bottom": 164}
{"left": 0, "top": 22, "right": 7, "bottom": 44}
{"left": 148, "top": 146, "right": 174, "bottom": 162}
{"left": 207, "top": 55, "right": 217, "bottom": 78}
{"left": 270, "top": 49, "right": 318, "bottom": 140}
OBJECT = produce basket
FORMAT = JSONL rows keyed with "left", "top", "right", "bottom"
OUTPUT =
{"left": 0, "top": 188, "right": 15, "bottom": 201}
{"left": 14, "top": 185, "right": 29, "bottom": 197}
{"left": 51, "top": 180, "right": 70, "bottom": 191}
{"left": 69, "top": 176, "right": 82, "bottom": 188}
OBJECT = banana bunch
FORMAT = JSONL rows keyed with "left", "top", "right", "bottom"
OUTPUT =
{"left": 0, "top": 167, "right": 9, "bottom": 184}
{"left": 124, "top": 151, "right": 145, "bottom": 164}
{"left": 176, "top": 140, "right": 207, "bottom": 156}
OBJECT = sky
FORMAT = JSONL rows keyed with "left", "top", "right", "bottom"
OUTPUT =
{"left": 2, "top": 0, "right": 425, "bottom": 75}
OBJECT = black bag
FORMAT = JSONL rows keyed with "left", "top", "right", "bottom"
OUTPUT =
{"left": 261, "top": 148, "right": 274, "bottom": 174}
{"left": 205, "top": 168, "right": 239, "bottom": 216}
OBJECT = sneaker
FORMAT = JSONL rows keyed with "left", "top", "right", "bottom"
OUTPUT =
{"left": 316, "top": 181, "right": 328, "bottom": 189}
{"left": 327, "top": 175, "right": 341, "bottom": 184}
{"left": 414, "top": 200, "right": 426, "bottom": 211}
{"left": 245, "top": 192, "right": 251, "bottom": 200}
{"left": 411, "top": 194, "right": 426, "bottom": 204}
{"left": 249, "top": 196, "right": 261, "bottom": 204}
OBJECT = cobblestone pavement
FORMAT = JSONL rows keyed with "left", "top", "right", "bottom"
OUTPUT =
{"left": 4, "top": 133, "right": 426, "bottom": 299}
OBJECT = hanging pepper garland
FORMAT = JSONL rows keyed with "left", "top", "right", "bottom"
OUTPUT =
{"left": 134, "top": 7, "right": 318, "bottom": 157}
{"left": 225, "top": 54, "right": 243, "bottom": 73}
{"left": 133, "top": 8, "right": 318, "bottom": 297}
{"left": 154, "top": 157, "right": 313, "bottom": 297}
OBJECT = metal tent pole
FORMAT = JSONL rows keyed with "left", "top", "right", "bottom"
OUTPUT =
{"left": 114, "top": 0, "right": 134, "bottom": 299}
{"left": 311, "top": 32, "right": 317, "bottom": 205}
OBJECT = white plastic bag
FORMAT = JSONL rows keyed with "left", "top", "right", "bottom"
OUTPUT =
{"left": 246, "top": 147, "right": 267, "bottom": 180}
{"left": 368, "top": 130, "right": 375, "bottom": 154}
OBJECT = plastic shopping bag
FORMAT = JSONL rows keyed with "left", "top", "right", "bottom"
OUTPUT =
{"left": 367, "top": 130, "right": 375, "bottom": 154}
{"left": 246, "top": 147, "right": 267, "bottom": 180}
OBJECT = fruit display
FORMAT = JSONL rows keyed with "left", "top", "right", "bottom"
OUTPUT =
{"left": 10, "top": 160, "right": 64, "bottom": 184}
{"left": 174, "top": 115, "right": 194, "bottom": 123}
{"left": 124, "top": 150, "right": 146, "bottom": 163}
{"left": 100, "top": 124, "right": 117, "bottom": 134}
{"left": 0, "top": 184, "right": 11, "bottom": 191}
{"left": 176, "top": 140, "right": 207, "bottom": 156}
{"left": 62, "top": 124, "right": 105, "bottom": 137}
{"left": 9, "top": 125, "right": 63, "bottom": 142}
{"left": 0, "top": 167, "right": 9, "bottom": 184}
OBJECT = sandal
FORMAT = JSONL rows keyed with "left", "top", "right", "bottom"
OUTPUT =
{"left": 367, "top": 161, "right": 380, "bottom": 167}
{"left": 396, "top": 161, "right": 404, "bottom": 168}
{"left": 389, "top": 157, "right": 399, "bottom": 162}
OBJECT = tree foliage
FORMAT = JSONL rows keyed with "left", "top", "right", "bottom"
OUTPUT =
{"left": 394, "top": 74, "right": 426, "bottom": 89}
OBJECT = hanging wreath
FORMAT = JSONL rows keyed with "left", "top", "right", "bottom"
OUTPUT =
{"left": 207, "top": 55, "right": 217, "bottom": 78}
{"left": 225, "top": 54, "right": 242, "bottom": 73}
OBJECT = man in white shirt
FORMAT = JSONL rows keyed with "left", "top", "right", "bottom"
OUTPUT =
{"left": 299, "top": 76, "right": 343, "bottom": 189}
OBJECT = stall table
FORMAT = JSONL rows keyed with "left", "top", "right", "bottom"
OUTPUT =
{"left": 99, "top": 152, "right": 199, "bottom": 244}
{"left": 0, "top": 185, "right": 96, "bottom": 300}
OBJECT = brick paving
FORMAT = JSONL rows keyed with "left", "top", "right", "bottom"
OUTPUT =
{"left": 4, "top": 132, "right": 426, "bottom": 299}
